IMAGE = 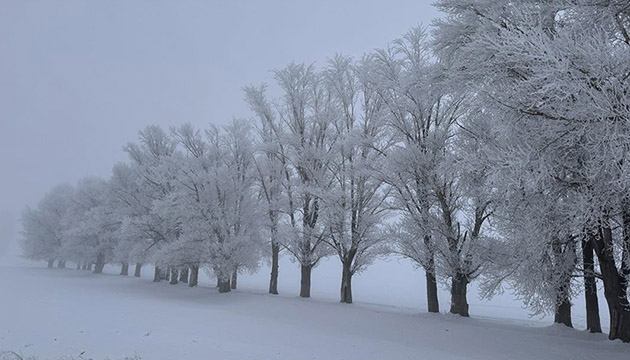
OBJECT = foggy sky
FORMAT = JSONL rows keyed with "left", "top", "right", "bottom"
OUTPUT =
{"left": 0, "top": 0, "right": 439, "bottom": 259}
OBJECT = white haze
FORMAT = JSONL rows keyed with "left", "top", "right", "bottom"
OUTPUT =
{"left": 0, "top": 0, "right": 440, "bottom": 262}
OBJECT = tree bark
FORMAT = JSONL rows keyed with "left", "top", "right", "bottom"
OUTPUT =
{"left": 554, "top": 297, "right": 573, "bottom": 328}
{"left": 76, "top": 262, "right": 81, "bottom": 270}
{"left": 161, "top": 267, "right": 170, "bottom": 281}
{"left": 179, "top": 267, "right": 189, "bottom": 283}
{"left": 426, "top": 270, "right": 440, "bottom": 313}
{"left": 593, "top": 224, "right": 630, "bottom": 342}
{"left": 134, "top": 263, "right": 142, "bottom": 277}
{"left": 87, "top": 263, "right": 93, "bottom": 271}
{"left": 120, "top": 262, "right": 129, "bottom": 276}
{"left": 621, "top": 199, "right": 630, "bottom": 312}
{"left": 582, "top": 238, "right": 602, "bottom": 333}
{"left": 47, "top": 259, "right": 54, "bottom": 269}
{"left": 231, "top": 267, "right": 238, "bottom": 290}
{"left": 424, "top": 236, "right": 440, "bottom": 313}
{"left": 449, "top": 273, "right": 469, "bottom": 317}
{"left": 218, "top": 277, "right": 231, "bottom": 293}
{"left": 300, "top": 264, "right": 312, "bottom": 298}
{"left": 57, "top": 259, "right": 66, "bottom": 269}
{"left": 93, "top": 253, "right": 105, "bottom": 274}
{"left": 340, "top": 261, "right": 353, "bottom": 304}
{"left": 269, "top": 240, "right": 280, "bottom": 295}
{"left": 82, "top": 262, "right": 88, "bottom": 270}
{"left": 169, "top": 268, "right": 179, "bottom": 285}
{"left": 552, "top": 238, "right": 574, "bottom": 328}
{"left": 189, "top": 264, "right": 199, "bottom": 287}
{"left": 153, "top": 265, "right": 162, "bottom": 282}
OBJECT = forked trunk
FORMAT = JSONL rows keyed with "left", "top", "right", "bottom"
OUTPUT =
{"left": 582, "top": 238, "right": 601, "bottom": 333}
{"left": 120, "top": 262, "right": 129, "bottom": 276}
{"left": 449, "top": 273, "right": 469, "bottom": 317}
{"left": 300, "top": 264, "right": 312, "bottom": 298}
{"left": 189, "top": 265, "right": 199, "bottom": 287}
{"left": 134, "top": 263, "right": 142, "bottom": 277}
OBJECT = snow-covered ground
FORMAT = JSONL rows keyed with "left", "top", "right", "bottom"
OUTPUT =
{"left": 0, "top": 257, "right": 627, "bottom": 360}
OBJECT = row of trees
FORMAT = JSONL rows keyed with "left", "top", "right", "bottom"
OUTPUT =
{"left": 21, "top": 0, "right": 630, "bottom": 342}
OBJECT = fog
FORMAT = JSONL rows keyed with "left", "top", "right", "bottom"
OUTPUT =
{"left": 0, "top": 0, "right": 439, "bottom": 262}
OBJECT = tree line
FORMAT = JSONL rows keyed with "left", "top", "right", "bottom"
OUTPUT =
{"left": 20, "top": 0, "right": 630, "bottom": 342}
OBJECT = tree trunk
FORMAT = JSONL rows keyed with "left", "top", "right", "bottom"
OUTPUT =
{"left": 300, "top": 264, "right": 312, "bottom": 298}
{"left": 47, "top": 259, "right": 54, "bottom": 269}
{"left": 153, "top": 266, "right": 162, "bottom": 282}
{"left": 189, "top": 265, "right": 199, "bottom": 287}
{"left": 169, "top": 268, "right": 178, "bottom": 285}
{"left": 82, "top": 262, "right": 88, "bottom": 270}
{"left": 554, "top": 297, "right": 573, "bottom": 328}
{"left": 449, "top": 273, "right": 469, "bottom": 317}
{"left": 161, "top": 267, "right": 170, "bottom": 281}
{"left": 231, "top": 267, "right": 238, "bottom": 290}
{"left": 424, "top": 236, "right": 440, "bottom": 313}
{"left": 134, "top": 263, "right": 142, "bottom": 277}
{"left": 582, "top": 238, "right": 602, "bottom": 333}
{"left": 340, "top": 261, "right": 353, "bottom": 304}
{"left": 87, "top": 263, "right": 93, "bottom": 271}
{"left": 76, "top": 262, "right": 81, "bottom": 270}
{"left": 120, "top": 262, "right": 129, "bottom": 276}
{"left": 620, "top": 199, "right": 630, "bottom": 317}
{"left": 269, "top": 240, "right": 280, "bottom": 295}
{"left": 218, "top": 277, "right": 231, "bottom": 293}
{"left": 57, "top": 260, "right": 66, "bottom": 269}
{"left": 551, "top": 238, "right": 574, "bottom": 328}
{"left": 426, "top": 270, "right": 440, "bottom": 313}
{"left": 593, "top": 223, "right": 630, "bottom": 342}
{"left": 179, "top": 267, "right": 189, "bottom": 283}
{"left": 93, "top": 253, "right": 105, "bottom": 274}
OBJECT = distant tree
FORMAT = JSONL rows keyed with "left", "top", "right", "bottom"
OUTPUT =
{"left": 21, "top": 184, "right": 75, "bottom": 268}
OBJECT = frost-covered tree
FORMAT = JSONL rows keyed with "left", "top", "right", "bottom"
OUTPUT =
{"left": 21, "top": 184, "right": 75, "bottom": 268}
{"left": 161, "top": 121, "right": 263, "bottom": 293}
{"left": 62, "top": 177, "right": 119, "bottom": 274}
{"left": 245, "top": 85, "right": 286, "bottom": 295}
{"left": 109, "top": 162, "right": 154, "bottom": 278}
{"left": 321, "top": 55, "right": 391, "bottom": 303}
{"left": 271, "top": 63, "right": 336, "bottom": 298}
{"left": 370, "top": 27, "right": 492, "bottom": 316}
{"left": 123, "top": 126, "right": 179, "bottom": 282}
{"left": 434, "top": 0, "right": 630, "bottom": 339}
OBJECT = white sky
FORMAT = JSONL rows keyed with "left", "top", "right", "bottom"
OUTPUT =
{"left": 0, "top": 0, "right": 440, "bottom": 257}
